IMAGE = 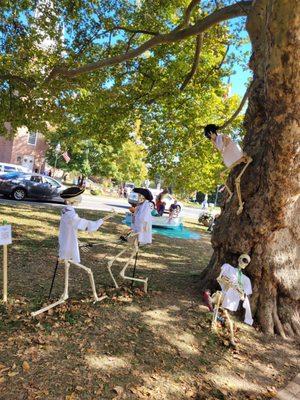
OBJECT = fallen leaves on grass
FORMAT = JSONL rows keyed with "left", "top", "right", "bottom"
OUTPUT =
{"left": 22, "top": 361, "right": 30, "bottom": 372}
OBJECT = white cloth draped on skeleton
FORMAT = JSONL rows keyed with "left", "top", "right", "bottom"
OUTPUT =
{"left": 215, "top": 134, "right": 244, "bottom": 168}
{"left": 58, "top": 205, "right": 103, "bottom": 263}
{"left": 219, "top": 263, "right": 253, "bottom": 325}
{"left": 31, "top": 205, "right": 106, "bottom": 317}
{"left": 131, "top": 200, "right": 152, "bottom": 245}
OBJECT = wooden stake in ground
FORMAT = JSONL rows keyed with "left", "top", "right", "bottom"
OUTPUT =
{"left": 0, "top": 224, "right": 12, "bottom": 303}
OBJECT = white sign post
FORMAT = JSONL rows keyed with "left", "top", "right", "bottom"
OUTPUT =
{"left": 0, "top": 225, "right": 12, "bottom": 303}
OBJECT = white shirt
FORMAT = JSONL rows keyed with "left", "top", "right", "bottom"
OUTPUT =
{"left": 219, "top": 263, "right": 253, "bottom": 325}
{"left": 58, "top": 206, "right": 103, "bottom": 263}
{"left": 132, "top": 200, "right": 152, "bottom": 245}
{"left": 215, "top": 134, "right": 243, "bottom": 168}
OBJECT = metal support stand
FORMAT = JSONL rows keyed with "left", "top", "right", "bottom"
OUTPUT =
{"left": 49, "top": 258, "right": 59, "bottom": 299}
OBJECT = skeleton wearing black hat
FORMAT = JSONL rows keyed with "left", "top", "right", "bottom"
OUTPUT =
{"left": 107, "top": 187, "right": 152, "bottom": 292}
{"left": 32, "top": 187, "right": 115, "bottom": 317}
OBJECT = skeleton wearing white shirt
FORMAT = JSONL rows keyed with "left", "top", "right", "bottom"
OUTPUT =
{"left": 32, "top": 187, "right": 114, "bottom": 317}
{"left": 211, "top": 254, "right": 253, "bottom": 347}
{"left": 107, "top": 188, "right": 152, "bottom": 292}
{"left": 204, "top": 124, "right": 253, "bottom": 215}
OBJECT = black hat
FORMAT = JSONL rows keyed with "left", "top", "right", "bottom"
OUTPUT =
{"left": 133, "top": 188, "right": 153, "bottom": 201}
{"left": 60, "top": 186, "right": 85, "bottom": 199}
{"left": 204, "top": 124, "right": 219, "bottom": 139}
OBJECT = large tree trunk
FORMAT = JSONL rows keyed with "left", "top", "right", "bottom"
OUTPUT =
{"left": 200, "top": 0, "right": 300, "bottom": 337}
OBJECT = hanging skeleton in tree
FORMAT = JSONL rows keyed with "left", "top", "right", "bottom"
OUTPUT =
{"left": 32, "top": 186, "right": 115, "bottom": 317}
{"left": 107, "top": 188, "right": 152, "bottom": 292}
{"left": 204, "top": 124, "right": 252, "bottom": 215}
{"left": 207, "top": 254, "right": 253, "bottom": 347}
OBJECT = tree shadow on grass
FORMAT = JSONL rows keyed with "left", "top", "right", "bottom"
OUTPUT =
{"left": 0, "top": 206, "right": 298, "bottom": 400}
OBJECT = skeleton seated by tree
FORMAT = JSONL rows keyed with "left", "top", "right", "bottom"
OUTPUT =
{"left": 107, "top": 188, "right": 152, "bottom": 293}
{"left": 32, "top": 186, "right": 114, "bottom": 317}
{"left": 204, "top": 124, "right": 252, "bottom": 215}
{"left": 206, "top": 254, "right": 253, "bottom": 347}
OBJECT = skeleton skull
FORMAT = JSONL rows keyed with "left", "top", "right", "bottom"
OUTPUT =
{"left": 238, "top": 254, "right": 251, "bottom": 269}
{"left": 66, "top": 195, "right": 82, "bottom": 206}
{"left": 137, "top": 193, "right": 146, "bottom": 204}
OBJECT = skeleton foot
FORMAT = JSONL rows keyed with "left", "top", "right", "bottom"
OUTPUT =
{"left": 60, "top": 293, "right": 69, "bottom": 302}
{"left": 93, "top": 294, "right": 108, "bottom": 304}
{"left": 237, "top": 202, "right": 244, "bottom": 215}
{"left": 144, "top": 277, "right": 148, "bottom": 293}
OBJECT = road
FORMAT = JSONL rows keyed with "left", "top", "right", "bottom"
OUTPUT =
{"left": 0, "top": 194, "right": 201, "bottom": 220}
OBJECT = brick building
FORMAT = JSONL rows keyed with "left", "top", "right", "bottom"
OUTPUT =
{"left": 0, "top": 127, "right": 48, "bottom": 173}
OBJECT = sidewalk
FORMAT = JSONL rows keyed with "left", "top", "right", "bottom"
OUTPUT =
{"left": 273, "top": 373, "right": 300, "bottom": 400}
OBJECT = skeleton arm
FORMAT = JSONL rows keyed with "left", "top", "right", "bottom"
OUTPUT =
{"left": 74, "top": 209, "right": 116, "bottom": 232}
{"left": 217, "top": 274, "right": 245, "bottom": 299}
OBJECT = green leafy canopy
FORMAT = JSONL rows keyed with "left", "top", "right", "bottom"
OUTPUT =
{"left": 0, "top": 1, "right": 249, "bottom": 192}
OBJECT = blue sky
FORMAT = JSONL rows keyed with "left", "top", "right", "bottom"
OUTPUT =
{"left": 227, "top": 19, "right": 252, "bottom": 97}
{"left": 229, "top": 42, "right": 252, "bottom": 97}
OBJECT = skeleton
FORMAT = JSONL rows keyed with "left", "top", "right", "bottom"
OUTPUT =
{"left": 31, "top": 187, "right": 115, "bottom": 317}
{"left": 107, "top": 188, "right": 152, "bottom": 292}
{"left": 204, "top": 124, "right": 253, "bottom": 215}
{"left": 210, "top": 254, "right": 253, "bottom": 347}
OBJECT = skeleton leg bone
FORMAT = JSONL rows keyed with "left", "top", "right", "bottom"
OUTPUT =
{"left": 68, "top": 261, "right": 107, "bottom": 302}
{"left": 32, "top": 260, "right": 70, "bottom": 317}
{"left": 32, "top": 259, "right": 106, "bottom": 317}
{"left": 235, "top": 155, "right": 253, "bottom": 215}
{"left": 107, "top": 246, "right": 131, "bottom": 288}
{"left": 211, "top": 291, "right": 223, "bottom": 331}
{"left": 119, "top": 239, "right": 148, "bottom": 292}
{"left": 223, "top": 309, "right": 236, "bottom": 347}
{"left": 220, "top": 169, "right": 233, "bottom": 203}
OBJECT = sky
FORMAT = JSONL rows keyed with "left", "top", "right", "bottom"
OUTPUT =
{"left": 228, "top": 42, "right": 252, "bottom": 97}
{"left": 227, "top": 19, "right": 253, "bottom": 97}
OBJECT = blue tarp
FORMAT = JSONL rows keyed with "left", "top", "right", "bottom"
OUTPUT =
{"left": 123, "top": 219, "right": 200, "bottom": 240}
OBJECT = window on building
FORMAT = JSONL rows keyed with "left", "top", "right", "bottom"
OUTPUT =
{"left": 28, "top": 132, "right": 37, "bottom": 146}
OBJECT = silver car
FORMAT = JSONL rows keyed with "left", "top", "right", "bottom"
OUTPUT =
{"left": 0, "top": 172, "right": 65, "bottom": 201}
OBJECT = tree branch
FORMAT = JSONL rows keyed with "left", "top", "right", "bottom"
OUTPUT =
{"left": 126, "top": 32, "right": 137, "bottom": 53}
{"left": 179, "top": 0, "right": 201, "bottom": 29}
{"left": 220, "top": 81, "right": 253, "bottom": 129}
{"left": 113, "top": 25, "right": 160, "bottom": 36}
{"left": 200, "top": 43, "right": 230, "bottom": 85}
{"left": 44, "top": 1, "right": 253, "bottom": 83}
{"left": 0, "top": 73, "right": 35, "bottom": 89}
{"left": 180, "top": 33, "right": 203, "bottom": 91}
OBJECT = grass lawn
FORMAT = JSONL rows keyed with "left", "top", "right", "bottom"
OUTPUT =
{"left": 0, "top": 203, "right": 298, "bottom": 400}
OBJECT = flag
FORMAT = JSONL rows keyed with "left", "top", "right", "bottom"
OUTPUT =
{"left": 62, "top": 151, "right": 70, "bottom": 163}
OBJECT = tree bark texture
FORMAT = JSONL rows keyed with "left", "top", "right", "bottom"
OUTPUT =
{"left": 200, "top": 0, "right": 300, "bottom": 337}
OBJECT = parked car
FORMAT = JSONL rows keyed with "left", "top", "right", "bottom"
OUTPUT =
{"left": 0, "top": 172, "right": 65, "bottom": 201}
{"left": 123, "top": 182, "right": 135, "bottom": 198}
{"left": 0, "top": 162, "right": 29, "bottom": 174}
{"left": 124, "top": 182, "right": 135, "bottom": 192}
